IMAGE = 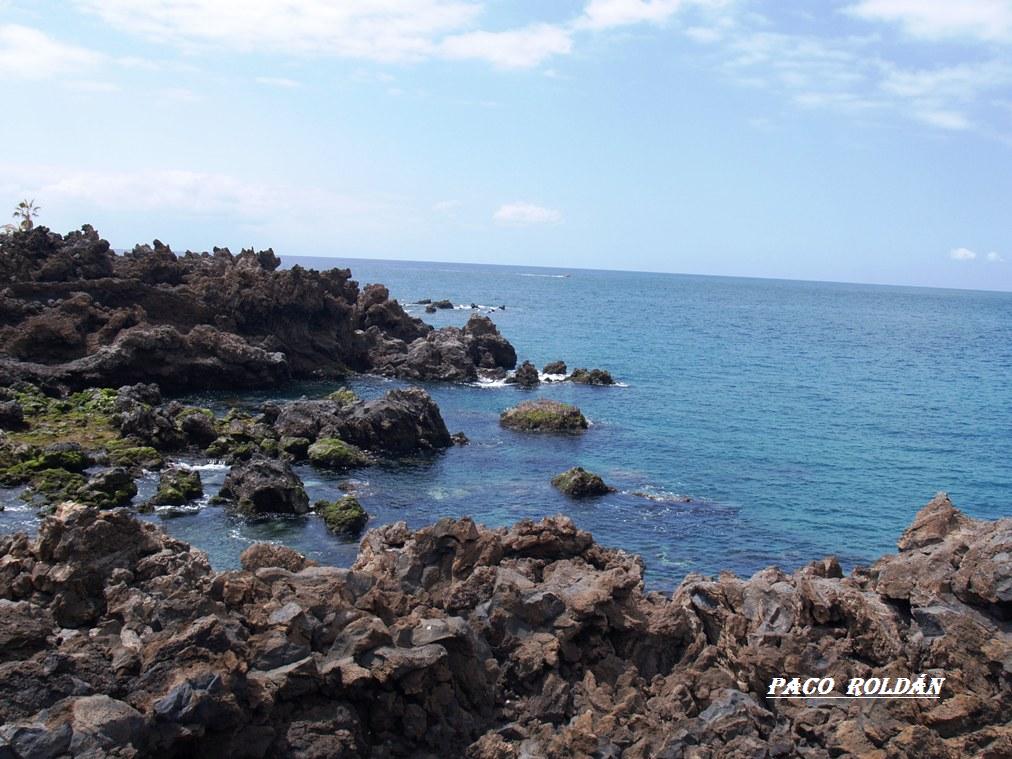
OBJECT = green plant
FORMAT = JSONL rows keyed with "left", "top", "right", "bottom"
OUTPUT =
{"left": 12, "top": 199, "right": 40, "bottom": 232}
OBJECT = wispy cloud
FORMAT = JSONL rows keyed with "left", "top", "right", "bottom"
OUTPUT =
{"left": 987, "top": 251, "right": 1005, "bottom": 262}
{"left": 0, "top": 163, "right": 391, "bottom": 227}
{"left": 0, "top": 24, "right": 102, "bottom": 79}
{"left": 493, "top": 202, "right": 562, "bottom": 226}
{"left": 441, "top": 24, "right": 572, "bottom": 69}
{"left": 950, "top": 247, "right": 978, "bottom": 261}
{"left": 845, "top": 0, "right": 1012, "bottom": 44}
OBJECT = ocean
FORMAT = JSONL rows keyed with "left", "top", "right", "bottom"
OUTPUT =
{"left": 3, "top": 258, "right": 1010, "bottom": 588}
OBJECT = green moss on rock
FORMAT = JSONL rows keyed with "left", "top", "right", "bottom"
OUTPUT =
{"left": 499, "top": 400, "right": 588, "bottom": 433}
{"left": 151, "top": 467, "right": 203, "bottom": 506}
{"left": 551, "top": 467, "right": 615, "bottom": 497}
{"left": 325, "top": 388, "right": 358, "bottom": 405}
{"left": 316, "top": 496, "right": 369, "bottom": 536}
{"left": 307, "top": 437, "right": 370, "bottom": 469}
{"left": 107, "top": 443, "right": 164, "bottom": 471}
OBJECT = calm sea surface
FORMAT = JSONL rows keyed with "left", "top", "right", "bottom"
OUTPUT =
{"left": 3, "top": 259, "right": 1010, "bottom": 588}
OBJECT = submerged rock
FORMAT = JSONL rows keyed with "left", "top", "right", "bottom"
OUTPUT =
{"left": 316, "top": 495, "right": 369, "bottom": 535}
{"left": 551, "top": 466, "right": 615, "bottom": 497}
{"left": 500, "top": 399, "right": 588, "bottom": 433}
{"left": 0, "top": 495, "right": 1007, "bottom": 756}
{"left": 218, "top": 455, "right": 309, "bottom": 515}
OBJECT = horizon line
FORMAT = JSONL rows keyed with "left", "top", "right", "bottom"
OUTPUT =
{"left": 280, "top": 252, "right": 1012, "bottom": 297}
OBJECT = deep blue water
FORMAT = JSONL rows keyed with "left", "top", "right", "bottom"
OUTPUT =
{"left": 3, "top": 260, "right": 1010, "bottom": 589}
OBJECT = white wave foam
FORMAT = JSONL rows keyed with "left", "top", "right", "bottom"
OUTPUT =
{"left": 517, "top": 273, "right": 568, "bottom": 278}
{"left": 178, "top": 461, "right": 230, "bottom": 472}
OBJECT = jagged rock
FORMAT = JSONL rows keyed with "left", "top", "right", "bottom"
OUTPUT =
{"left": 569, "top": 367, "right": 615, "bottom": 385}
{"left": 1, "top": 495, "right": 1007, "bottom": 757}
{"left": 0, "top": 226, "right": 515, "bottom": 390}
{"left": 432, "top": 299, "right": 454, "bottom": 309}
{"left": 240, "top": 543, "right": 314, "bottom": 573}
{"left": 507, "top": 361, "right": 540, "bottom": 388}
{"left": 551, "top": 466, "right": 614, "bottom": 497}
{"left": 500, "top": 399, "right": 588, "bottom": 433}
{"left": 218, "top": 455, "right": 309, "bottom": 515}
{"left": 542, "top": 360, "right": 567, "bottom": 375}
{"left": 369, "top": 314, "right": 517, "bottom": 382}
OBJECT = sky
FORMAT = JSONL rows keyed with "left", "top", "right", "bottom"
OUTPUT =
{"left": 1, "top": 1, "right": 1011, "bottom": 291}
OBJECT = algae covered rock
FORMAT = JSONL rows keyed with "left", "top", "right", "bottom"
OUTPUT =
{"left": 551, "top": 467, "right": 615, "bottom": 497}
{"left": 569, "top": 367, "right": 615, "bottom": 385}
{"left": 500, "top": 399, "right": 588, "bottom": 433}
{"left": 151, "top": 467, "right": 203, "bottom": 506}
{"left": 325, "top": 388, "right": 358, "bottom": 406}
{"left": 81, "top": 467, "right": 138, "bottom": 509}
{"left": 218, "top": 455, "right": 309, "bottom": 516}
{"left": 107, "top": 444, "right": 164, "bottom": 472}
{"left": 307, "top": 437, "right": 370, "bottom": 470}
{"left": 316, "top": 496, "right": 369, "bottom": 536}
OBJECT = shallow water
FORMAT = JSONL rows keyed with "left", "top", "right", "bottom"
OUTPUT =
{"left": 3, "top": 259, "right": 1010, "bottom": 589}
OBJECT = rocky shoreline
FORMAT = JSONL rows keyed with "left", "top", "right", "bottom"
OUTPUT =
{"left": 2, "top": 226, "right": 1010, "bottom": 757}
{"left": 0, "top": 494, "right": 1008, "bottom": 757}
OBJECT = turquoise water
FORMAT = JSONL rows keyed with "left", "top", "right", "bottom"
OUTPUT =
{"left": 3, "top": 260, "right": 1010, "bottom": 588}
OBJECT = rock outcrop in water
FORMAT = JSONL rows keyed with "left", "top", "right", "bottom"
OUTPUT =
{"left": 0, "top": 226, "right": 516, "bottom": 390}
{"left": 500, "top": 399, "right": 588, "bottom": 433}
{"left": 0, "top": 494, "right": 1008, "bottom": 757}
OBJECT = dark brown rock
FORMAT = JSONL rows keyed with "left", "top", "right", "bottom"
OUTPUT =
{"left": 0, "top": 495, "right": 1007, "bottom": 758}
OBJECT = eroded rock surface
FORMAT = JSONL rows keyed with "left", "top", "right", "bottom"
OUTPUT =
{"left": 0, "top": 493, "right": 1008, "bottom": 757}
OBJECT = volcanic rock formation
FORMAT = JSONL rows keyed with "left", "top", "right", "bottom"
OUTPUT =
{"left": 0, "top": 226, "right": 516, "bottom": 390}
{"left": 0, "top": 494, "right": 1008, "bottom": 757}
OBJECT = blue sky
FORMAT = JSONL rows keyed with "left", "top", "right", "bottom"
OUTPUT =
{"left": 2, "top": 1, "right": 1011, "bottom": 290}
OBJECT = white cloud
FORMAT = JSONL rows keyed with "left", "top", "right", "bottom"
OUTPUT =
{"left": 255, "top": 76, "right": 302, "bottom": 89}
{"left": 493, "top": 202, "right": 562, "bottom": 226}
{"left": 441, "top": 24, "right": 572, "bottom": 69}
{"left": 846, "top": 0, "right": 1012, "bottom": 43}
{"left": 577, "top": 0, "right": 732, "bottom": 31}
{"left": 1, "top": 164, "right": 386, "bottom": 226}
{"left": 580, "top": 0, "right": 686, "bottom": 30}
{"left": 914, "top": 109, "right": 972, "bottom": 131}
{"left": 0, "top": 24, "right": 102, "bottom": 79}
{"left": 75, "top": 0, "right": 480, "bottom": 61}
{"left": 987, "top": 251, "right": 1005, "bottom": 262}
{"left": 950, "top": 247, "right": 978, "bottom": 261}
{"left": 433, "top": 200, "right": 461, "bottom": 214}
